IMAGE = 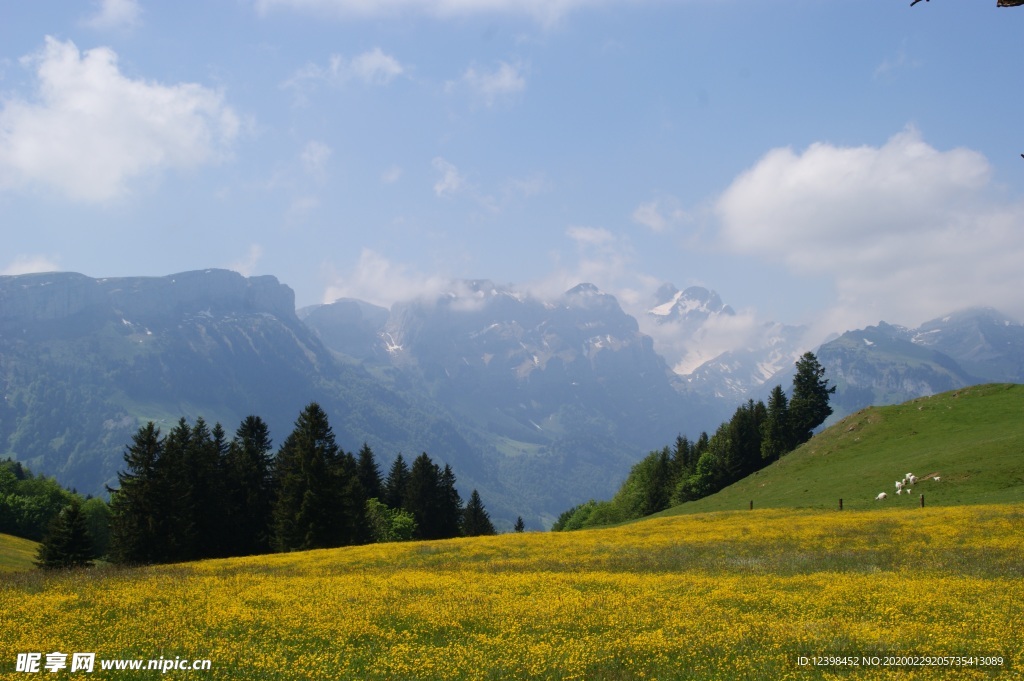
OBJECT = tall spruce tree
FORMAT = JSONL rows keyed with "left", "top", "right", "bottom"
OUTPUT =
{"left": 513, "top": 516, "right": 525, "bottom": 533}
{"left": 405, "top": 453, "right": 442, "bottom": 540}
{"left": 35, "top": 498, "right": 94, "bottom": 569}
{"left": 788, "top": 352, "right": 836, "bottom": 446}
{"left": 462, "top": 489, "right": 496, "bottom": 536}
{"left": 760, "top": 385, "right": 791, "bottom": 463}
{"left": 108, "top": 422, "right": 166, "bottom": 565}
{"left": 157, "top": 418, "right": 195, "bottom": 560}
{"left": 356, "top": 443, "right": 383, "bottom": 503}
{"left": 438, "top": 464, "right": 464, "bottom": 539}
{"left": 187, "top": 418, "right": 229, "bottom": 559}
{"left": 225, "top": 415, "right": 275, "bottom": 556}
{"left": 337, "top": 450, "right": 370, "bottom": 546}
{"left": 383, "top": 453, "right": 410, "bottom": 510}
{"left": 272, "top": 403, "right": 345, "bottom": 551}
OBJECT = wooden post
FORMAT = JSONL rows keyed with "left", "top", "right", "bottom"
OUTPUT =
{"left": 920, "top": 494, "right": 924, "bottom": 508}
{"left": 839, "top": 498, "right": 843, "bottom": 511}
{"left": 749, "top": 500, "right": 753, "bottom": 511}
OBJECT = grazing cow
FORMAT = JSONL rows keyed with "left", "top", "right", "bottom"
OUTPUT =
{"left": 875, "top": 492, "right": 888, "bottom": 501}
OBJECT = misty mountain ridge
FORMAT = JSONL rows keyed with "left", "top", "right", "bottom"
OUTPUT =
{"left": 2, "top": 269, "right": 1021, "bottom": 527}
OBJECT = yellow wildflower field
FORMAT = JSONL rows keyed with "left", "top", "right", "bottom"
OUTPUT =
{"left": 2, "top": 504, "right": 1022, "bottom": 680}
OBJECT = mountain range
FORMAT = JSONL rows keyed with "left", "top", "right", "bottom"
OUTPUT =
{"left": 1, "top": 269, "right": 1021, "bottom": 528}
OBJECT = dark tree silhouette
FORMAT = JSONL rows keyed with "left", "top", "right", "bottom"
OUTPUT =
{"left": 36, "top": 499, "right": 94, "bottom": 569}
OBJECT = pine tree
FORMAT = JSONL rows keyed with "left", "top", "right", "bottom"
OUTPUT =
{"left": 438, "top": 464, "right": 464, "bottom": 539}
{"left": 158, "top": 417, "right": 197, "bottom": 561}
{"left": 788, "top": 352, "right": 836, "bottom": 446}
{"left": 672, "top": 435, "right": 693, "bottom": 482}
{"left": 35, "top": 499, "right": 94, "bottom": 569}
{"left": 405, "top": 453, "right": 442, "bottom": 540}
{"left": 513, "top": 516, "right": 525, "bottom": 533}
{"left": 641, "top": 447, "right": 673, "bottom": 516}
{"left": 337, "top": 450, "right": 369, "bottom": 545}
{"left": 760, "top": 384, "right": 791, "bottom": 463}
{"left": 356, "top": 443, "right": 383, "bottom": 503}
{"left": 383, "top": 453, "right": 409, "bottom": 510}
{"left": 272, "top": 403, "right": 345, "bottom": 551}
{"left": 187, "top": 418, "right": 229, "bottom": 559}
{"left": 108, "top": 422, "right": 166, "bottom": 564}
{"left": 225, "top": 415, "right": 275, "bottom": 556}
{"left": 462, "top": 489, "right": 496, "bottom": 536}
{"left": 725, "top": 399, "right": 766, "bottom": 482}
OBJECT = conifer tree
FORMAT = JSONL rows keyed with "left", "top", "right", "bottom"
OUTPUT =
{"left": 159, "top": 417, "right": 197, "bottom": 561}
{"left": 187, "top": 418, "right": 229, "bottom": 559}
{"left": 383, "top": 453, "right": 410, "bottom": 510}
{"left": 513, "top": 516, "right": 525, "bottom": 533}
{"left": 272, "top": 403, "right": 345, "bottom": 551}
{"left": 225, "top": 415, "right": 274, "bottom": 556}
{"left": 789, "top": 352, "right": 836, "bottom": 446}
{"left": 672, "top": 435, "right": 693, "bottom": 482}
{"left": 108, "top": 422, "right": 166, "bottom": 564}
{"left": 641, "top": 447, "right": 673, "bottom": 516}
{"left": 438, "top": 464, "right": 464, "bottom": 539}
{"left": 405, "top": 453, "right": 444, "bottom": 540}
{"left": 462, "top": 489, "right": 496, "bottom": 536}
{"left": 760, "top": 385, "right": 791, "bottom": 463}
{"left": 337, "top": 450, "right": 370, "bottom": 545}
{"left": 356, "top": 443, "right": 383, "bottom": 503}
{"left": 35, "top": 498, "right": 94, "bottom": 569}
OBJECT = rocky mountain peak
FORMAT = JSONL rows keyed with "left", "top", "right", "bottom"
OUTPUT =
{"left": 648, "top": 283, "right": 734, "bottom": 323}
{"left": 0, "top": 269, "right": 296, "bottom": 325}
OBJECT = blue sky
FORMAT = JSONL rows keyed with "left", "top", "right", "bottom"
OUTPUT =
{"left": 2, "top": 0, "right": 1023, "bottom": 355}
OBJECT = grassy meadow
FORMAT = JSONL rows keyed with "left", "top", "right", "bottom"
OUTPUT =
{"left": 0, "top": 534, "right": 37, "bottom": 573}
{"left": 3, "top": 503, "right": 1022, "bottom": 680}
{"left": 663, "top": 383, "right": 1024, "bottom": 515}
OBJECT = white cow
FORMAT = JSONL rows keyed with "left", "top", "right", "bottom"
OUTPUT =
{"left": 875, "top": 492, "right": 888, "bottom": 501}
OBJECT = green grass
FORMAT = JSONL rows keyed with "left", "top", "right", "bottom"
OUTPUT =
{"left": 662, "top": 383, "right": 1024, "bottom": 516}
{"left": 0, "top": 533, "right": 39, "bottom": 572}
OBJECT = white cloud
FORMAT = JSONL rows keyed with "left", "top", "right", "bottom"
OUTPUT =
{"left": 227, "top": 244, "right": 263, "bottom": 277}
{"left": 566, "top": 225, "right": 614, "bottom": 247}
{"left": 0, "top": 37, "right": 239, "bottom": 202}
{"left": 432, "top": 157, "right": 465, "bottom": 197}
{"left": 1, "top": 254, "right": 62, "bottom": 276}
{"left": 454, "top": 61, "right": 526, "bottom": 107}
{"left": 255, "top": 0, "right": 611, "bottom": 26}
{"left": 631, "top": 197, "right": 687, "bottom": 232}
{"left": 323, "top": 249, "right": 453, "bottom": 308}
{"left": 381, "top": 164, "right": 403, "bottom": 184}
{"left": 283, "top": 48, "right": 405, "bottom": 100}
{"left": 349, "top": 48, "right": 405, "bottom": 84}
{"left": 715, "top": 127, "right": 1024, "bottom": 330}
{"left": 524, "top": 225, "right": 634, "bottom": 300}
{"left": 84, "top": 0, "right": 142, "bottom": 30}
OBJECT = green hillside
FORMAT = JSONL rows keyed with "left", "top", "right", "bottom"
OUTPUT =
{"left": 662, "top": 383, "right": 1024, "bottom": 515}
{"left": 0, "top": 533, "right": 39, "bottom": 572}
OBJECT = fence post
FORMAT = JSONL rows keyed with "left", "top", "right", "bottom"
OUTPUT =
{"left": 839, "top": 498, "right": 843, "bottom": 511}
{"left": 749, "top": 500, "right": 753, "bottom": 511}
{"left": 920, "top": 494, "right": 924, "bottom": 508}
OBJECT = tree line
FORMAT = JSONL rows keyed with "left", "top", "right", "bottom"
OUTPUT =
{"left": 32, "top": 402, "right": 499, "bottom": 568}
{"left": 553, "top": 352, "right": 836, "bottom": 530}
